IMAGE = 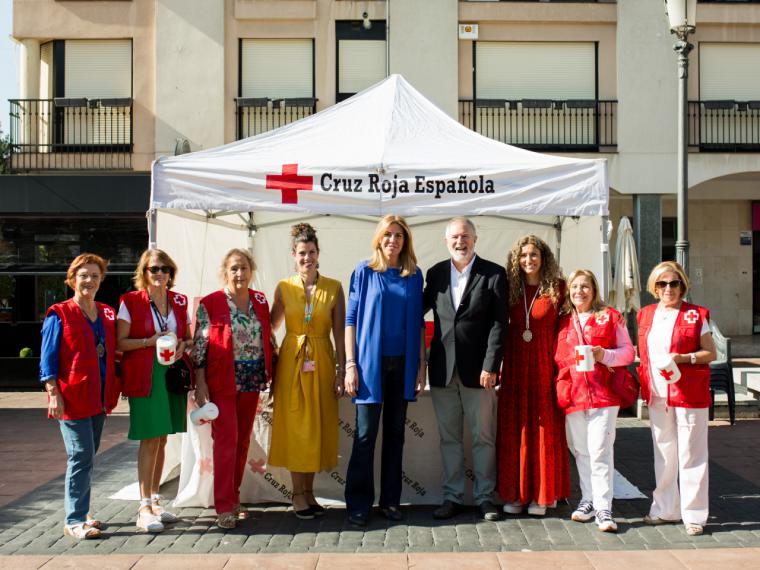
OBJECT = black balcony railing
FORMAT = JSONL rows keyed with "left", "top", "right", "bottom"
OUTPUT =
{"left": 459, "top": 99, "right": 617, "bottom": 151}
{"left": 235, "top": 98, "right": 317, "bottom": 140}
{"left": 688, "top": 100, "right": 760, "bottom": 151}
{"left": 8, "top": 98, "right": 133, "bottom": 171}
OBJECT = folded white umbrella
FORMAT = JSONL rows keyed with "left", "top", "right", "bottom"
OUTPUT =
{"left": 610, "top": 216, "right": 641, "bottom": 314}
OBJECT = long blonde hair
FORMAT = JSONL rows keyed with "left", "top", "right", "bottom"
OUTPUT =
{"left": 562, "top": 269, "right": 607, "bottom": 316}
{"left": 368, "top": 215, "right": 418, "bottom": 277}
{"left": 506, "top": 234, "right": 563, "bottom": 307}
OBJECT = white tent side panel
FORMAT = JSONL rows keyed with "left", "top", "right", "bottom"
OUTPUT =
{"left": 155, "top": 211, "right": 559, "bottom": 322}
{"left": 156, "top": 210, "right": 250, "bottom": 301}
{"left": 558, "top": 216, "right": 604, "bottom": 287}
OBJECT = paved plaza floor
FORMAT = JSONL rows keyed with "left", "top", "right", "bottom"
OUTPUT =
{"left": 0, "top": 392, "right": 759, "bottom": 568}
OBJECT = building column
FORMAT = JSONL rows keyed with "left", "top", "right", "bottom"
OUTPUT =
{"left": 388, "top": 0, "right": 458, "bottom": 118}
{"left": 633, "top": 194, "right": 662, "bottom": 306}
{"left": 18, "top": 39, "right": 41, "bottom": 146}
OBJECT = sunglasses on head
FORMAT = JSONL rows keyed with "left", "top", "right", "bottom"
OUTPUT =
{"left": 655, "top": 279, "right": 681, "bottom": 289}
{"left": 147, "top": 265, "right": 172, "bottom": 275}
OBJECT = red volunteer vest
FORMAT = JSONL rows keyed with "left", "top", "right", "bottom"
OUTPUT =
{"left": 637, "top": 302, "right": 711, "bottom": 408}
{"left": 554, "top": 308, "right": 624, "bottom": 414}
{"left": 201, "top": 289, "right": 272, "bottom": 398}
{"left": 119, "top": 289, "right": 189, "bottom": 398}
{"left": 48, "top": 299, "right": 120, "bottom": 420}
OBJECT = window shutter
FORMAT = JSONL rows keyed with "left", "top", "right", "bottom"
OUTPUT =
{"left": 64, "top": 39, "right": 132, "bottom": 98}
{"left": 700, "top": 43, "right": 760, "bottom": 100}
{"left": 476, "top": 42, "right": 595, "bottom": 100}
{"left": 63, "top": 40, "right": 132, "bottom": 145}
{"left": 240, "top": 39, "right": 313, "bottom": 98}
{"left": 338, "top": 39, "right": 386, "bottom": 94}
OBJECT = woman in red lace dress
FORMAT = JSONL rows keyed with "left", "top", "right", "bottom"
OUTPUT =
{"left": 497, "top": 235, "right": 569, "bottom": 516}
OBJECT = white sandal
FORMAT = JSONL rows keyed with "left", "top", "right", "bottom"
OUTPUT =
{"left": 63, "top": 522, "right": 101, "bottom": 540}
{"left": 137, "top": 502, "right": 164, "bottom": 533}
{"left": 86, "top": 514, "right": 104, "bottom": 529}
{"left": 151, "top": 494, "right": 179, "bottom": 524}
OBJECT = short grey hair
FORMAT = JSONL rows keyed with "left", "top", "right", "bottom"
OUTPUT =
{"left": 445, "top": 216, "right": 477, "bottom": 237}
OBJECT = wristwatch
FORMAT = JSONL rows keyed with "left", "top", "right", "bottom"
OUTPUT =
{"left": 689, "top": 353, "right": 697, "bottom": 365}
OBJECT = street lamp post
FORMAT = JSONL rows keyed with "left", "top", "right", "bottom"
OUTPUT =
{"left": 665, "top": 0, "right": 697, "bottom": 276}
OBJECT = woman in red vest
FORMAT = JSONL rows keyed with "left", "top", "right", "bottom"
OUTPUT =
{"left": 637, "top": 261, "right": 716, "bottom": 536}
{"left": 40, "top": 253, "right": 120, "bottom": 540}
{"left": 191, "top": 248, "right": 273, "bottom": 529}
{"left": 117, "top": 249, "right": 191, "bottom": 533}
{"left": 554, "top": 269, "right": 635, "bottom": 532}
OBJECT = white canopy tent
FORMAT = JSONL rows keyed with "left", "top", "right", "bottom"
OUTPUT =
{"left": 143, "top": 75, "right": 620, "bottom": 508}
{"left": 150, "top": 74, "right": 609, "bottom": 302}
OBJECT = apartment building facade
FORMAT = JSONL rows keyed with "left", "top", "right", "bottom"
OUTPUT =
{"left": 2, "top": 0, "right": 759, "bottom": 358}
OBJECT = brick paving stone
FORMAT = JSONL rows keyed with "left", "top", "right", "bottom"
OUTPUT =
{"left": 2, "top": 416, "right": 760, "bottom": 557}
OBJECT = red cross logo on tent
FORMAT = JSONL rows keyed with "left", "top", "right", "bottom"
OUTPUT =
{"left": 575, "top": 350, "right": 585, "bottom": 366}
{"left": 660, "top": 369, "right": 675, "bottom": 382}
{"left": 266, "top": 164, "right": 313, "bottom": 204}
{"left": 684, "top": 309, "right": 699, "bottom": 324}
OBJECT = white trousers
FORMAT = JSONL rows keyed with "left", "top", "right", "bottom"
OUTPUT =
{"left": 565, "top": 406, "right": 619, "bottom": 511}
{"left": 647, "top": 397, "right": 709, "bottom": 526}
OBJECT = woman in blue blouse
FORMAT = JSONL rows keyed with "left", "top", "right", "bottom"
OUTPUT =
{"left": 343, "top": 214, "right": 426, "bottom": 527}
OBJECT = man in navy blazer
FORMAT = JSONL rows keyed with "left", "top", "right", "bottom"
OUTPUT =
{"left": 423, "top": 217, "right": 508, "bottom": 521}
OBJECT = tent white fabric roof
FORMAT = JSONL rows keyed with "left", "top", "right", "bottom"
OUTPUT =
{"left": 151, "top": 74, "right": 608, "bottom": 217}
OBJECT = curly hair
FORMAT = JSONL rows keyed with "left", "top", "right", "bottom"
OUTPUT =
{"left": 290, "top": 222, "right": 319, "bottom": 253}
{"left": 506, "top": 234, "right": 563, "bottom": 307}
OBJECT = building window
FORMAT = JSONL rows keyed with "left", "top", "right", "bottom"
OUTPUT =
{"left": 696, "top": 43, "right": 760, "bottom": 150}
{"left": 9, "top": 39, "right": 133, "bottom": 170}
{"left": 57, "top": 39, "right": 133, "bottom": 147}
{"left": 469, "top": 41, "right": 600, "bottom": 149}
{"left": 336, "top": 20, "right": 386, "bottom": 102}
{"left": 237, "top": 39, "right": 316, "bottom": 138}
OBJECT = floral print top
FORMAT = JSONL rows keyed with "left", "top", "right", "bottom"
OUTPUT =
{"left": 192, "top": 288, "right": 266, "bottom": 392}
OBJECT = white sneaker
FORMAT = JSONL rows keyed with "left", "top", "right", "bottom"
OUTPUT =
{"left": 595, "top": 509, "right": 618, "bottom": 532}
{"left": 527, "top": 502, "right": 546, "bottom": 516}
{"left": 571, "top": 500, "right": 595, "bottom": 522}
{"left": 502, "top": 501, "right": 523, "bottom": 515}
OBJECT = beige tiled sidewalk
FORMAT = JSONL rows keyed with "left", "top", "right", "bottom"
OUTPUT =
{"left": 3, "top": 549, "right": 760, "bottom": 569}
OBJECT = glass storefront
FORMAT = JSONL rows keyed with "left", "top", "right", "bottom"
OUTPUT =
{"left": 0, "top": 216, "right": 147, "bottom": 356}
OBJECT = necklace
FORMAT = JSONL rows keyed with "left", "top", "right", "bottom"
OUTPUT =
{"left": 75, "top": 299, "right": 105, "bottom": 357}
{"left": 303, "top": 274, "right": 318, "bottom": 324}
{"left": 522, "top": 283, "right": 541, "bottom": 342}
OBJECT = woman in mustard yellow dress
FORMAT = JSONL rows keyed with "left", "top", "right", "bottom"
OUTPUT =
{"left": 269, "top": 223, "right": 346, "bottom": 519}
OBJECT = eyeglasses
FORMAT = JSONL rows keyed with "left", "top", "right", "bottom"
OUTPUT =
{"left": 76, "top": 273, "right": 101, "bottom": 281}
{"left": 147, "top": 265, "right": 172, "bottom": 275}
{"left": 655, "top": 280, "right": 681, "bottom": 289}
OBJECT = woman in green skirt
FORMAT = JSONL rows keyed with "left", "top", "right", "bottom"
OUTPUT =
{"left": 117, "top": 249, "right": 192, "bottom": 533}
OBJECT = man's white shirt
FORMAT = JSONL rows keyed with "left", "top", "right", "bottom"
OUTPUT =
{"left": 450, "top": 255, "right": 477, "bottom": 310}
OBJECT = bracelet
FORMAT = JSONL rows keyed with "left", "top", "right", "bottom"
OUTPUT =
{"left": 346, "top": 358, "right": 356, "bottom": 364}
{"left": 345, "top": 362, "right": 357, "bottom": 370}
